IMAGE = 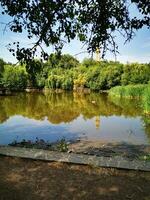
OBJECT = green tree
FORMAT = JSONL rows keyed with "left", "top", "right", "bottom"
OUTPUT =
{"left": 121, "top": 63, "right": 150, "bottom": 85}
{"left": 2, "top": 65, "right": 27, "bottom": 90}
{"left": 26, "top": 60, "right": 43, "bottom": 87}
{"left": 58, "top": 54, "right": 79, "bottom": 69}
{"left": 0, "top": 58, "right": 5, "bottom": 87}
{"left": 0, "top": 58, "right": 5, "bottom": 72}
{"left": 82, "top": 58, "right": 98, "bottom": 68}
{"left": 46, "top": 53, "right": 79, "bottom": 69}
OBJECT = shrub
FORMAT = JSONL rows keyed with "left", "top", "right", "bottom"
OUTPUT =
{"left": 46, "top": 69, "right": 74, "bottom": 90}
{"left": 121, "top": 63, "right": 150, "bottom": 85}
{"left": 2, "top": 65, "right": 27, "bottom": 90}
{"left": 36, "top": 73, "right": 46, "bottom": 89}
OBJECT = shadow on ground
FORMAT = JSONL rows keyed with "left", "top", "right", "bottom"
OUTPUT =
{"left": 0, "top": 156, "right": 150, "bottom": 200}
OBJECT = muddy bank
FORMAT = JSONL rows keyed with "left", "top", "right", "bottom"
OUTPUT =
{"left": 8, "top": 139, "right": 150, "bottom": 161}
{"left": 69, "top": 140, "right": 150, "bottom": 160}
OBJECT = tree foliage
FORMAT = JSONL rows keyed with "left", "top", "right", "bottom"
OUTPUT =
{"left": 0, "top": 0, "right": 149, "bottom": 62}
{"left": 0, "top": 58, "right": 6, "bottom": 87}
{"left": 2, "top": 65, "right": 27, "bottom": 90}
{"left": 47, "top": 53, "right": 79, "bottom": 69}
{"left": 0, "top": 58, "right": 5, "bottom": 72}
{"left": 121, "top": 63, "right": 150, "bottom": 85}
{"left": 0, "top": 55, "right": 150, "bottom": 91}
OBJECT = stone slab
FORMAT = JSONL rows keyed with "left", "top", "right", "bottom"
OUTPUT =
{"left": 0, "top": 146, "right": 150, "bottom": 171}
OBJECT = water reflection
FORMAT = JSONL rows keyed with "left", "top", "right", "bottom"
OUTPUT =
{"left": 0, "top": 91, "right": 149, "bottom": 144}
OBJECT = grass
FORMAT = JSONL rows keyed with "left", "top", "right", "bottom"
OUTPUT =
{"left": 143, "top": 85, "right": 150, "bottom": 115}
{"left": 109, "top": 84, "right": 150, "bottom": 115}
{"left": 109, "top": 84, "right": 146, "bottom": 98}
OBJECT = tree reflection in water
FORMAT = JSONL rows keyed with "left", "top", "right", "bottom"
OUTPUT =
{"left": 0, "top": 91, "right": 149, "bottom": 142}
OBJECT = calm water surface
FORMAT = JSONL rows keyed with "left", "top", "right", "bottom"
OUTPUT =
{"left": 0, "top": 92, "right": 150, "bottom": 145}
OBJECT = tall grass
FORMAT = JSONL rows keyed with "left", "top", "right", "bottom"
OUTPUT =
{"left": 109, "top": 84, "right": 146, "bottom": 98}
{"left": 109, "top": 84, "right": 150, "bottom": 115}
{"left": 143, "top": 85, "right": 150, "bottom": 115}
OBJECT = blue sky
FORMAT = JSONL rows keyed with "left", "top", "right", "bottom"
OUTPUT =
{"left": 0, "top": 6, "right": 150, "bottom": 64}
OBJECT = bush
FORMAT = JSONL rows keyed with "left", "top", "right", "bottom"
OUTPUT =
{"left": 46, "top": 73, "right": 73, "bottom": 90}
{"left": 2, "top": 65, "right": 28, "bottom": 90}
{"left": 121, "top": 63, "right": 150, "bottom": 85}
{"left": 85, "top": 62, "right": 123, "bottom": 90}
{"left": 36, "top": 73, "right": 46, "bottom": 89}
{"left": 62, "top": 76, "right": 73, "bottom": 90}
{"left": 85, "top": 65, "right": 102, "bottom": 90}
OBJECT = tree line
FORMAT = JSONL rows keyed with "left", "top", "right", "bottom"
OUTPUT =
{"left": 0, "top": 55, "right": 150, "bottom": 91}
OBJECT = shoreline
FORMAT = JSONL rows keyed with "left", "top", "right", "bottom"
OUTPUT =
{"left": 0, "top": 144, "right": 150, "bottom": 171}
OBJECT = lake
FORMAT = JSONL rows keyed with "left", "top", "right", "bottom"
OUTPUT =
{"left": 0, "top": 91, "right": 150, "bottom": 145}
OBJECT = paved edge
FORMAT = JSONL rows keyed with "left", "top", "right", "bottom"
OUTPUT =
{"left": 0, "top": 146, "right": 150, "bottom": 171}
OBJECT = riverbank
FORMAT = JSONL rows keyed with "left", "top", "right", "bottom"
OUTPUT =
{"left": 0, "top": 145, "right": 150, "bottom": 171}
{"left": 0, "top": 155, "right": 150, "bottom": 200}
{"left": 8, "top": 139, "right": 150, "bottom": 161}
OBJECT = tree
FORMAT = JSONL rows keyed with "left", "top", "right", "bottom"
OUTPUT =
{"left": 26, "top": 60, "right": 43, "bottom": 87}
{"left": 0, "top": 58, "right": 5, "bottom": 72}
{"left": 121, "top": 63, "right": 150, "bottom": 85}
{"left": 0, "top": 0, "right": 150, "bottom": 62}
{"left": 57, "top": 54, "right": 79, "bottom": 69}
{"left": 2, "top": 65, "right": 27, "bottom": 90}
{"left": 82, "top": 58, "right": 98, "bottom": 68}
{"left": 0, "top": 58, "right": 5, "bottom": 87}
{"left": 47, "top": 53, "right": 79, "bottom": 69}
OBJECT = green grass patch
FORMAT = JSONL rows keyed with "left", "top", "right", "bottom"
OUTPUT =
{"left": 143, "top": 85, "right": 150, "bottom": 115}
{"left": 109, "top": 85, "right": 146, "bottom": 98}
{"left": 109, "top": 84, "right": 150, "bottom": 115}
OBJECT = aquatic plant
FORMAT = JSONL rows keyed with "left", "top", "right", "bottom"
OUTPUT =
{"left": 139, "top": 154, "right": 150, "bottom": 161}
{"left": 109, "top": 85, "right": 146, "bottom": 98}
{"left": 57, "top": 138, "right": 69, "bottom": 152}
{"left": 9, "top": 138, "right": 69, "bottom": 152}
{"left": 109, "top": 84, "right": 150, "bottom": 115}
{"left": 142, "top": 85, "right": 150, "bottom": 115}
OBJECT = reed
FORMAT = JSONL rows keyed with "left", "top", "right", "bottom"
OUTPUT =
{"left": 109, "top": 85, "right": 146, "bottom": 98}
{"left": 109, "top": 84, "right": 150, "bottom": 115}
{"left": 143, "top": 85, "right": 150, "bottom": 115}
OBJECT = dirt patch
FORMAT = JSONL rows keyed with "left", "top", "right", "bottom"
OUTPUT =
{"left": 0, "top": 156, "right": 150, "bottom": 200}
